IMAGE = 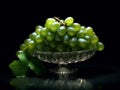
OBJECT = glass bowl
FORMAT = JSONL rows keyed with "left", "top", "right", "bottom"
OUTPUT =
{"left": 33, "top": 49, "right": 96, "bottom": 74}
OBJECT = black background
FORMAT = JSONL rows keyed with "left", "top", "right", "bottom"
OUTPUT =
{"left": 0, "top": 0, "right": 120, "bottom": 89}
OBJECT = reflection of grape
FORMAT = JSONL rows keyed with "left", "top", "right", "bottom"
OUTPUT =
{"left": 18, "top": 16, "right": 104, "bottom": 56}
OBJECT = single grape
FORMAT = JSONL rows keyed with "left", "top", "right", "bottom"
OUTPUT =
{"left": 34, "top": 35, "right": 45, "bottom": 43}
{"left": 50, "top": 21, "right": 60, "bottom": 32}
{"left": 46, "top": 32, "right": 55, "bottom": 41}
{"left": 72, "top": 23, "right": 81, "bottom": 32}
{"left": 45, "top": 18, "right": 55, "bottom": 28}
{"left": 57, "top": 26, "right": 66, "bottom": 36}
{"left": 20, "top": 43, "right": 27, "bottom": 51}
{"left": 84, "top": 35, "right": 91, "bottom": 41}
{"left": 76, "top": 30, "right": 85, "bottom": 38}
{"left": 67, "top": 27, "right": 76, "bottom": 37}
{"left": 24, "top": 38, "right": 32, "bottom": 45}
{"left": 35, "top": 25, "right": 43, "bottom": 30}
{"left": 41, "top": 27, "right": 49, "bottom": 36}
{"left": 69, "top": 37, "right": 78, "bottom": 47}
{"left": 27, "top": 40, "right": 35, "bottom": 49}
{"left": 24, "top": 38, "right": 35, "bottom": 49}
{"left": 35, "top": 28, "right": 42, "bottom": 35}
{"left": 63, "top": 34, "right": 70, "bottom": 44}
{"left": 80, "top": 26, "right": 86, "bottom": 30}
{"left": 78, "top": 38, "right": 88, "bottom": 49}
{"left": 85, "top": 26, "right": 95, "bottom": 36}
{"left": 65, "top": 17, "right": 74, "bottom": 26}
{"left": 91, "top": 35, "right": 99, "bottom": 44}
{"left": 29, "top": 32, "right": 38, "bottom": 40}
{"left": 97, "top": 42, "right": 104, "bottom": 51}
{"left": 26, "top": 40, "right": 36, "bottom": 55}
{"left": 16, "top": 50, "right": 23, "bottom": 57}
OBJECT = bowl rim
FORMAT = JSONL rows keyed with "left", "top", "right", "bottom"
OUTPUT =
{"left": 34, "top": 48, "right": 97, "bottom": 55}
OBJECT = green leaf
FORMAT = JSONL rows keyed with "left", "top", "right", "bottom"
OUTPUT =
{"left": 9, "top": 60, "right": 29, "bottom": 76}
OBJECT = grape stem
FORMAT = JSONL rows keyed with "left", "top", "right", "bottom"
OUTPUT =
{"left": 54, "top": 17, "right": 66, "bottom": 26}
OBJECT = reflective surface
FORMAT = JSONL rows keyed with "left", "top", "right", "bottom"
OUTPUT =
{"left": 7, "top": 64, "right": 120, "bottom": 90}
{"left": 10, "top": 77, "right": 93, "bottom": 90}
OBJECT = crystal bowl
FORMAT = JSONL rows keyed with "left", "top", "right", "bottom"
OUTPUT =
{"left": 33, "top": 49, "right": 96, "bottom": 74}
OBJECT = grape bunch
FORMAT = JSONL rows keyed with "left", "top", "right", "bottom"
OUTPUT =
{"left": 19, "top": 17, "right": 104, "bottom": 56}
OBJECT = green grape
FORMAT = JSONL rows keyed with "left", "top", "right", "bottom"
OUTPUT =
{"left": 50, "top": 21, "right": 60, "bottom": 32}
{"left": 35, "top": 25, "right": 43, "bottom": 30}
{"left": 63, "top": 34, "right": 70, "bottom": 44}
{"left": 85, "top": 26, "right": 95, "bottom": 36}
{"left": 26, "top": 40, "right": 36, "bottom": 55}
{"left": 35, "top": 28, "right": 42, "bottom": 35}
{"left": 97, "top": 42, "right": 104, "bottom": 51}
{"left": 16, "top": 50, "right": 23, "bottom": 57}
{"left": 27, "top": 40, "right": 35, "bottom": 49}
{"left": 46, "top": 32, "right": 55, "bottom": 41}
{"left": 24, "top": 39, "right": 35, "bottom": 51}
{"left": 84, "top": 35, "right": 91, "bottom": 41}
{"left": 45, "top": 18, "right": 55, "bottom": 28}
{"left": 78, "top": 38, "right": 88, "bottom": 49}
{"left": 72, "top": 23, "right": 81, "bottom": 32}
{"left": 76, "top": 30, "right": 85, "bottom": 38}
{"left": 24, "top": 38, "right": 32, "bottom": 45}
{"left": 91, "top": 35, "right": 99, "bottom": 44}
{"left": 20, "top": 43, "right": 27, "bottom": 51}
{"left": 34, "top": 35, "right": 44, "bottom": 43}
{"left": 80, "top": 26, "right": 86, "bottom": 30}
{"left": 36, "top": 43, "right": 45, "bottom": 51}
{"left": 65, "top": 17, "right": 74, "bottom": 26}
{"left": 41, "top": 27, "right": 49, "bottom": 36}
{"left": 55, "top": 34, "right": 63, "bottom": 41}
{"left": 69, "top": 37, "right": 78, "bottom": 47}
{"left": 56, "top": 44, "right": 65, "bottom": 52}
{"left": 67, "top": 27, "right": 76, "bottom": 37}
{"left": 50, "top": 41, "right": 57, "bottom": 48}
{"left": 57, "top": 26, "right": 66, "bottom": 36}
{"left": 29, "top": 32, "right": 38, "bottom": 40}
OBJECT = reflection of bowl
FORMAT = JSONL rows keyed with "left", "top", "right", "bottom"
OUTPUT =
{"left": 10, "top": 77, "right": 93, "bottom": 90}
{"left": 34, "top": 49, "right": 96, "bottom": 65}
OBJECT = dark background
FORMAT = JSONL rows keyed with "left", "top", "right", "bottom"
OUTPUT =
{"left": 0, "top": 0, "right": 120, "bottom": 89}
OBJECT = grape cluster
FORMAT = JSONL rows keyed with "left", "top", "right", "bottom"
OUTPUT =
{"left": 19, "top": 17, "right": 104, "bottom": 55}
